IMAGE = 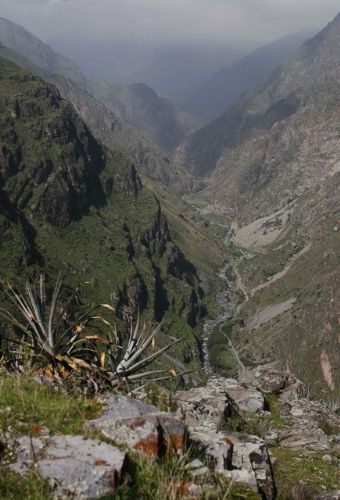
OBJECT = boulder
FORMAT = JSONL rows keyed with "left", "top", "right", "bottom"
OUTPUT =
{"left": 11, "top": 435, "right": 128, "bottom": 498}
{"left": 185, "top": 459, "right": 210, "bottom": 479}
{"left": 224, "top": 379, "right": 265, "bottom": 414}
{"left": 240, "top": 366, "right": 307, "bottom": 402}
{"left": 188, "top": 425, "right": 232, "bottom": 471}
{"left": 96, "top": 394, "right": 159, "bottom": 419}
{"left": 175, "top": 377, "right": 265, "bottom": 427}
{"left": 188, "top": 426, "right": 275, "bottom": 499}
{"left": 86, "top": 394, "right": 188, "bottom": 458}
{"left": 240, "top": 366, "right": 288, "bottom": 394}
{"left": 223, "top": 432, "right": 275, "bottom": 500}
{"left": 175, "top": 381, "right": 231, "bottom": 426}
{"left": 279, "top": 379, "right": 306, "bottom": 403}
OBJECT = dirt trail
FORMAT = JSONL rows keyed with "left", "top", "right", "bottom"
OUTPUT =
{"left": 234, "top": 251, "right": 250, "bottom": 316}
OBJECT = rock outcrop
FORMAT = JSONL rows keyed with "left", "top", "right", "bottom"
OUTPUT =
{"left": 4, "top": 366, "right": 340, "bottom": 498}
{"left": 86, "top": 395, "right": 187, "bottom": 458}
{"left": 11, "top": 434, "right": 128, "bottom": 498}
{"left": 85, "top": 380, "right": 275, "bottom": 498}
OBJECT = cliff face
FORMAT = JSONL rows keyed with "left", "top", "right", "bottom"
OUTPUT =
{"left": 0, "top": 57, "right": 205, "bottom": 355}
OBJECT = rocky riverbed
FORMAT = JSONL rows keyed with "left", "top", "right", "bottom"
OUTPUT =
{"left": 201, "top": 262, "right": 235, "bottom": 374}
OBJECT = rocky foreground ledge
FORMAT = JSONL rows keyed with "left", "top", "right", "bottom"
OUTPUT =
{"left": 1, "top": 366, "right": 339, "bottom": 499}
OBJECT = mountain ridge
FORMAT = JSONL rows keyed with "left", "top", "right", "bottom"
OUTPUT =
{"left": 0, "top": 16, "right": 193, "bottom": 176}
{"left": 180, "top": 11, "right": 340, "bottom": 395}
{"left": 181, "top": 33, "right": 309, "bottom": 123}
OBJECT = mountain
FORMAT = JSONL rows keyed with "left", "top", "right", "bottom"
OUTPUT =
{"left": 177, "top": 12, "right": 340, "bottom": 192}
{"left": 179, "top": 12, "right": 340, "bottom": 395}
{"left": 181, "top": 33, "right": 309, "bottom": 123}
{"left": 0, "top": 56, "right": 225, "bottom": 375}
{"left": 48, "top": 38, "right": 243, "bottom": 103}
{"left": 0, "top": 21, "right": 217, "bottom": 309}
{"left": 0, "top": 17, "right": 85, "bottom": 87}
{"left": 89, "top": 80, "right": 198, "bottom": 152}
{"left": 0, "top": 17, "right": 194, "bottom": 174}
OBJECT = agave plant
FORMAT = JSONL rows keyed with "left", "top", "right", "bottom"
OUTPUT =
{"left": 0, "top": 274, "right": 98, "bottom": 366}
{"left": 0, "top": 275, "right": 183, "bottom": 389}
{"left": 104, "top": 316, "right": 180, "bottom": 386}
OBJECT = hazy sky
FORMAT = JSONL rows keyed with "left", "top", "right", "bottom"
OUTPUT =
{"left": 0, "top": 0, "right": 339, "bottom": 46}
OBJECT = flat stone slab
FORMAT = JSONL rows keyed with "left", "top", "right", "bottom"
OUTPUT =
{"left": 11, "top": 435, "right": 128, "bottom": 498}
{"left": 97, "top": 394, "right": 159, "bottom": 420}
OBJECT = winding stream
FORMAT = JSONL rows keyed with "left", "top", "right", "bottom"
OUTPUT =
{"left": 201, "top": 237, "right": 254, "bottom": 374}
{"left": 201, "top": 262, "right": 236, "bottom": 373}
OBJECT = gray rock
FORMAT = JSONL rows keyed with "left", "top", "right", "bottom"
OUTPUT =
{"left": 223, "top": 469, "right": 258, "bottom": 489}
{"left": 279, "top": 379, "right": 306, "bottom": 403}
{"left": 189, "top": 466, "right": 210, "bottom": 479}
{"left": 188, "top": 425, "right": 232, "bottom": 471}
{"left": 98, "top": 394, "right": 159, "bottom": 419}
{"left": 186, "top": 482, "right": 204, "bottom": 497}
{"left": 175, "top": 381, "right": 231, "bottom": 426}
{"left": 11, "top": 434, "right": 128, "bottom": 498}
{"left": 277, "top": 398, "right": 340, "bottom": 451}
{"left": 185, "top": 458, "right": 206, "bottom": 470}
{"left": 224, "top": 380, "right": 265, "bottom": 414}
{"left": 188, "top": 426, "right": 275, "bottom": 499}
{"left": 240, "top": 366, "right": 288, "bottom": 394}
{"left": 175, "top": 377, "right": 265, "bottom": 427}
{"left": 315, "top": 492, "right": 340, "bottom": 500}
{"left": 86, "top": 394, "right": 188, "bottom": 458}
{"left": 224, "top": 432, "right": 275, "bottom": 499}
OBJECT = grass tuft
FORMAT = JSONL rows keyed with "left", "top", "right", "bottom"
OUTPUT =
{"left": 0, "top": 373, "right": 102, "bottom": 435}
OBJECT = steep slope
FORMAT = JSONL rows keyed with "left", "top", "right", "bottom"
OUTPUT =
{"left": 90, "top": 80, "right": 197, "bottom": 152}
{"left": 227, "top": 178, "right": 340, "bottom": 398}
{"left": 0, "top": 17, "right": 191, "bottom": 188}
{"left": 0, "top": 22, "right": 220, "bottom": 290}
{"left": 180, "top": 12, "right": 340, "bottom": 395}
{"left": 0, "top": 57, "right": 220, "bottom": 369}
{"left": 177, "top": 12, "right": 340, "bottom": 197}
{"left": 0, "top": 17, "right": 85, "bottom": 87}
{"left": 181, "top": 33, "right": 308, "bottom": 123}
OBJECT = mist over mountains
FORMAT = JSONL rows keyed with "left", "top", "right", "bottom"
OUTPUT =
{"left": 181, "top": 32, "right": 311, "bottom": 122}
{"left": 48, "top": 38, "right": 245, "bottom": 103}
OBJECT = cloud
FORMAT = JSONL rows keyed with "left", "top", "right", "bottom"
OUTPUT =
{"left": 0, "top": 0, "right": 339, "bottom": 46}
